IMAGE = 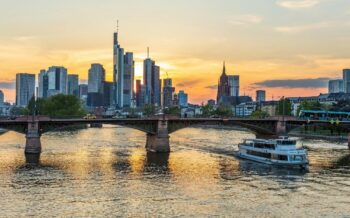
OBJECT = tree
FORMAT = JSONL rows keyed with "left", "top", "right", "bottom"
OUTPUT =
{"left": 330, "top": 100, "right": 350, "bottom": 112}
{"left": 164, "top": 106, "right": 181, "bottom": 116}
{"left": 201, "top": 104, "right": 215, "bottom": 117}
{"left": 143, "top": 104, "right": 155, "bottom": 117}
{"left": 276, "top": 98, "right": 292, "bottom": 116}
{"left": 215, "top": 103, "right": 232, "bottom": 117}
{"left": 251, "top": 110, "right": 269, "bottom": 118}
{"left": 297, "top": 101, "right": 325, "bottom": 115}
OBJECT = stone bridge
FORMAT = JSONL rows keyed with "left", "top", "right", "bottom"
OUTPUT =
{"left": 0, "top": 116, "right": 349, "bottom": 155}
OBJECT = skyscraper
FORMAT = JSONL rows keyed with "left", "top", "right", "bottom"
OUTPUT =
{"left": 123, "top": 52, "right": 134, "bottom": 107}
{"left": 135, "top": 79, "right": 144, "bottom": 107}
{"left": 103, "top": 81, "right": 114, "bottom": 107}
{"left": 163, "top": 78, "right": 175, "bottom": 108}
{"left": 328, "top": 79, "right": 344, "bottom": 93}
{"left": 228, "top": 75, "right": 239, "bottom": 97}
{"left": 113, "top": 31, "right": 125, "bottom": 108}
{"left": 0, "top": 90, "right": 4, "bottom": 105}
{"left": 343, "top": 69, "right": 350, "bottom": 93}
{"left": 178, "top": 90, "right": 188, "bottom": 107}
{"left": 67, "top": 74, "right": 79, "bottom": 97}
{"left": 47, "top": 66, "right": 68, "bottom": 97}
{"left": 256, "top": 90, "right": 266, "bottom": 102}
{"left": 88, "top": 64, "right": 105, "bottom": 107}
{"left": 143, "top": 51, "right": 161, "bottom": 106}
{"left": 38, "top": 69, "right": 49, "bottom": 99}
{"left": 16, "top": 73, "right": 35, "bottom": 107}
{"left": 79, "top": 84, "right": 88, "bottom": 101}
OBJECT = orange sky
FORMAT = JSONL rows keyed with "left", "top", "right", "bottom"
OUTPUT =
{"left": 0, "top": 0, "right": 349, "bottom": 104}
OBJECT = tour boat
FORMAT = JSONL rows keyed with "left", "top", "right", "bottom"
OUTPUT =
{"left": 237, "top": 136, "right": 309, "bottom": 169}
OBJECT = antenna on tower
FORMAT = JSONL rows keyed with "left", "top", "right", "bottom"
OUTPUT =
{"left": 117, "top": 20, "right": 119, "bottom": 32}
{"left": 147, "top": 47, "right": 150, "bottom": 58}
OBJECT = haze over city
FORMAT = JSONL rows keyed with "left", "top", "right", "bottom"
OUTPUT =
{"left": 1, "top": 0, "right": 350, "bottom": 104}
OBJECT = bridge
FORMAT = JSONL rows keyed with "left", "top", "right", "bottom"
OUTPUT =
{"left": 0, "top": 116, "right": 350, "bottom": 155}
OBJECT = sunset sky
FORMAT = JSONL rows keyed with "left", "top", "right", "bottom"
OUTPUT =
{"left": 1, "top": 0, "right": 350, "bottom": 104}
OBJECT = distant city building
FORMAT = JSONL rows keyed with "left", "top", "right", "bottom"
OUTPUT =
{"left": 16, "top": 73, "right": 35, "bottom": 107}
{"left": 228, "top": 75, "right": 239, "bottom": 97}
{"left": 207, "top": 99, "right": 216, "bottom": 106}
{"left": 0, "top": 90, "right": 4, "bottom": 105}
{"left": 79, "top": 84, "right": 88, "bottom": 101}
{"left": 38, "top": 69, "right": 49, "bottom": 99}
{"left": 113, "top": 31, "right": 125, "bottom": 108}
{"left": 163, "top": 78, "right": 175, "bottom": 108}
{"left": 143, "top": 53, "right": 161, "bottom": 106}
{"left": 123, "top": 52, "right": 134, "bottom": 107}
{"left": 329, "top": 79, "right": 344, "bottom": 94}
{"left": 256, "top": 90, "right": 266, "bottom": 102}
{"left": 217, "top": 62, "right": 240, "bottom": 104}
{"left": 178, "top": 90, "right": 188, "bottom": 107}
{"left": 103, "top": 81, "right": 114, "bottom": 107}
{"left": 88, "top": 64, "right": 105, "bottom": 94}
{"left": 235, "top": 102, "right": 256, "bottom": 117}
{"left": 67, "top": 74, "right": 79, "bottom": 97}
{"left": 47, "top": 66, "right": 68, "bottom": 96}
{"left": 343, "top": 69, "right": 350, "bottom": 93}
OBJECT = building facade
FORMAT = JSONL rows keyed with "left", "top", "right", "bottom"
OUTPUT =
{"left": 328, "top": 79, "right": 344, "bottom": 94}
{"left": 163, "top": 78, "right": 175, "bottom": 108}
{"left": 67, "top": 74, "right": 79, "bottom": 97}
{"left": 178, "top": 90, "right": 188, "bottom": 107}
{"left": 38, "top": 69, "right": 49, "bottom": 99}
{"left": 217, "top": 62, "right": 240, "bottom": 104}
{"left": 79, "top": 84, "right": 88, "bottom": 102}
{"left": 343, "top": 69, "right": 350, "bottom": 93}
{"left": 16, "top": 73, "right": 35, "bottom": 107}
{"left": 113, "top": 31, "right": 125, "bottom": 108}
{"left": 88, "top": 64, "right": 105, "bottom": 94}
{"left": 123, "top": 52, "right": 134, "bottom": 107}
{"left": 0, "top": 90, "right": 4, "bottom": 105}
{"left": 228, "top": 75, "right": 239, "bottom": 97}
{"left": 47, "top": 66, "right": 68, "bottom": 97}
{"left": 143, "top": 57, "right": 161, "bottom": 106}
{"left": 256, "top": 90, "right": 266, "bottom": 102}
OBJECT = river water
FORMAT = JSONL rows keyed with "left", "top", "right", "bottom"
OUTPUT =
{"left": 0, "top": 126, "right": 349, "bottom": 217}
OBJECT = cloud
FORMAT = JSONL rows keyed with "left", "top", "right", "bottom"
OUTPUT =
{"left": 276, "top": 0, "right": 321, "bottom": 9}
{"left": 0, "top": 82, "right": 15, "bottom": 90}
{"left": 205, "top": 85, "right": 218, "bottom": 90}
{"left": 228, "top": 14, "right": 263, "bottom": 25}
{"left": 275, "top": 22, "right": 330, "bottom": 33}
{"left": 254, "top": 77, "right": 330, "bottom": 89}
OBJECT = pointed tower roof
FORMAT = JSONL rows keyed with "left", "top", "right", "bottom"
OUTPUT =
{"left": 222, "top": 61, "right": 227, "bottom": 76}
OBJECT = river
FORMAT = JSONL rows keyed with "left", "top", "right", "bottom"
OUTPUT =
{"left": 0, "top": 126, "right": 349, "bottom": 217}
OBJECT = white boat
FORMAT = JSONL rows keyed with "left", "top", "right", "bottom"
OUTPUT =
{"left": 237, "top": 136, "right": 309, "bottom": 169}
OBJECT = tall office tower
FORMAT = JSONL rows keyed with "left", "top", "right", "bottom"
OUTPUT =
{"left": 88, "top": 64, "right": 105, "bottom": 93}
{"left": 256, "top": 90, "right": 266, "bottom": 102}
{"left": 79, "top": 84, "right": 88, "bottom": 101}
{"left": 143, "top": 51, "right": 161, "bottom": 106}
{"left": 47, "top": 66, "right": 68, "bottom": 97}
{"left": 163, "top": 78, "right": 175, "bottom": 108}
{"left": 102, "top": 81, "right": 114, "bottom": 107}
{"left": 38, "top": 69, "right": 49, "bottom": 99}
{"left": 67, "top": 74, "right": 79, "bottom": 97}
{"left": 87, "top": 64, "right": 105, "bottom": 107}
{"left": 328, "top": 79, "right": 344, "bottom": 93}
{"left": 135, "top": 79, "right": 143, "bottom": 107}
{"left": 113, "top": 31, "right": 125, "bottom": 108}
{"left": 217, "top": 62, "right": 230, "bottom": 103}
{"left": 123, "top": 52, "right": 134, "bottom": 107}
{"left": 343, "top": 69, "right": 350, "bottom": 93}
{"left": 228, "top": 75, "right": 239, "bottom": 97}
{"left": 0, "top": 90, "right": 4, "bottom": 105}
{"left": 16, "top": 73, "right": 35, "bottom": 107}
{"left": 178, "top": 90, "right": 188, "bottom": 107}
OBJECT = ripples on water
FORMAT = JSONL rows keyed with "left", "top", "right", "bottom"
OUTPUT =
{"left": 0, "top": 126, "right": 349, "bottom": 217}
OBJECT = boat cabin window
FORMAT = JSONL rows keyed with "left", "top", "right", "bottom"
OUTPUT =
{"left": 247, "top": 150, "right": 272, "bottom": 159}
{"left": 278, "top": 155, "right": 288, "bottom": 161}
{"left": 290, "top": 155, "right": 304, "bottom": 161}
{"left": 277, "top": 140, "right": 296, "bottom": 145}
{"left": 254, "top": 143, "right": 275, "bottom": 149}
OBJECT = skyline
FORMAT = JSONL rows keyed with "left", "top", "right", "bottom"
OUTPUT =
{"left": 1, "top": 0, "right": 350, "bottom": 103}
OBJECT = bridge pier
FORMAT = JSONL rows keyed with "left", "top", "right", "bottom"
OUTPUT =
{"left": 276, "top": 119, "right": 287, "bottom": 136}
{"left": 146, "top": 120, "right": 170, "bottom": 153}
{"left": 25, "top": 122, "right": 41, "bottom": 154}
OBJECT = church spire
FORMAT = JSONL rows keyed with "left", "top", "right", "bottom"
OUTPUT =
{"left": 222, "top": 61, "right": 226, "bottom": 75}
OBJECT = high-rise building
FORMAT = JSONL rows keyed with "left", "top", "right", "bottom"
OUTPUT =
{"left": 103, "top": 81, "right": 114, "bottom": 107}
{"left": 123, "top": 52, "right": 134, "bottom": 107}
{"left": 256, "top": 90, "right": 266, "bottom": 102}
{"left": 328, "top": 79, "right": 344, "bottom": 94}
{"left": 79, "top": 84, "right": 88, "bottom": 101}
{"left": 16, "top": 73, "right": 35, "bottom": 107}
{"left": 113, "top": 31, "right": 125, "bottom": 108}
{"left": 217, "top": 62, "right": 230, "bottom": 103}
{"left": 343, "top": 69, "right": 350, "bottom": 93}
{"left": 0, "top": 90, "right": 4, "bottom": 105}
{"left": 135, "top": 79, "right": 143, "bottom": 107}
{"left": 163, "top": 78, "right": 175, "bottom": 108}
{"left": 178, "top": 90, "right": 188, "bottom": 107}
{"left": 228, "top": 75, "right": 239, "bottom": 97}
{"left": 38, "top": 69, "right": 49, "bottom": 99}
{"left": 67, "top": 74, "right": 79, "bottom": 97}
{"left": 143, "top": 52, "right": 161, "bottom": 106}
{"left": 47, "top": 66, "right": 68, "bottom": 97}
{"left": 88, "top": 64, "right": 105, "bottom": 93}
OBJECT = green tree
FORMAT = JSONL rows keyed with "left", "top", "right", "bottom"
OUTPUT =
{"left": 251, "top": 110, "right": 269, "bottom": 118}
{"left": 297, "top": 101, "right": 325, "bottom": 115}
{"left": 215, "top": 104, "right": 232, "bottom": 117}
{"left": 164, "top": 106, "right": 181, "bottom": 116}
{"left": 143, "top": 104, "right": 155, "bottom": 117}
{"left": 276, "top": 98, "right": 292, "bottom": 116}
{"left": 201, "top": 104, "right": 215, "bottom": 117}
